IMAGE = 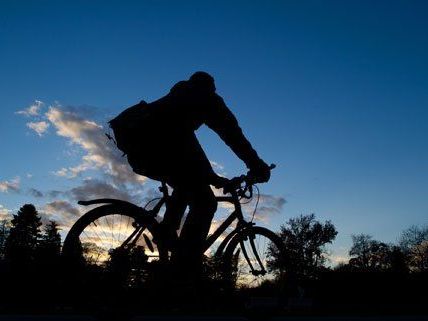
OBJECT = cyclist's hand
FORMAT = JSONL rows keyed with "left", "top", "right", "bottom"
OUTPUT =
{"left": 248, "top": 159, "right": 271, "bottom": 183}
{"left": 211, "top": 174, "right": 230, "bottom": 189}
{"left": 221, "top": 176, "right": 244, "bottom": 195}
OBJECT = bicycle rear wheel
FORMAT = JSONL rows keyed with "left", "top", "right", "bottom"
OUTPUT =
{"left": 62, "top": 204, "right": 165, "bottom": 267}
{"left": 223, "top": 226, "right": 285, "bottom": 288}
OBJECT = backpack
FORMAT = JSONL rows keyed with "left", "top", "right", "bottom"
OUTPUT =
{"left": 108, "top": 100, "right": 151, "bottom": 156}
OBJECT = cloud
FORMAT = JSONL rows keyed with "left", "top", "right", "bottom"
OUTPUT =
{"left": 52, "top": 168, "right": 69, "bottom": 177}
{"left": 43, "top": 200, "right": 82, "bottom": 228}
{"left": 36, "top": 179, "right": 138, "bottom": 228}
{"left": 28, "top": 188, "right": 44, "bottom": 198}
{"left": 68, "top": 178, "right": 135, "bottom": 203}
{"left": 240, "top": 193, "right": 286, "bottom": 224}
{"left": 47, "top": 190, "right": 62, "bottom": 198}
{"left": 27, "top": 121, "right": 50, "bottom": 136}
{"left": 16, "top": 100, "right": 44, "bottom": 117}
{"left": 256, "top": 194, "right": 286, "bottom": 216}
{"left": 210, "top": 161, "right": 226, "bottom": 176}
{"left": 0, "top": 205, "right": 10, "bottom": 220}
{"left": 45, "top": 105, "right": 145, "bottom": 186}
{"left": 328, "top": 254, "right": 350, "bottom": 266}
{"left": 0, "top": 177, "right": 20, "bottom": 193}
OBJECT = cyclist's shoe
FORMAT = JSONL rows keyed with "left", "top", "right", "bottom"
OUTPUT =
{"left": 153, "top": 223, "right": 178, "bottom": 250}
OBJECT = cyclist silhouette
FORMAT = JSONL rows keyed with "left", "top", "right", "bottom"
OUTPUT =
{"left": 121, "top": 72, "right": 271, "bottom": 279}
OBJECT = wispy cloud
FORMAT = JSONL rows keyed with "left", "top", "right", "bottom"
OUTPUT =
{"left": 15, "top": 102, "right": 146, "bottom": 226}
{"left": 52, "top": 168, "right": 69, "bottom": 177}
{"left": 28, "top": 188, "right": 44, "bottom": 198}
{"left": 45, "top": 105, "right": 145, "bottom": 186}
{"left": 43, "top": 200, "right": 82, "bottom": 228}
{"left": 16, "top": 100, "right": 44, "bottom": 117}
{"left": 242, "top": 194, "right": 286, "bottom": 224}
{"left": 0, "top": 177, "right": 20, "bottom": 193}
{"left": 68, "top": 178, "right": 136, "bottom": 203}
{"left": 47, "top": 190, "right": 62, "bottom": 198}
{"left": 328, "top": 254, "right": 350, "bottom": 266}
{"left": 210, "top": 161, "right": 226, "bottom": 175}
{"left": 0, "top": 205, "right": 10, "bottom": 219}
{"left": 27, "top": 121, "right": 50, "bottom": 136}
{"left": 256, "top": 194, "right": 286, "bottom": 217}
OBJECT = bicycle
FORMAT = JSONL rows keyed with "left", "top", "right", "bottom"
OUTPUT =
{"left": 62, "top": 164, "right": 284, "bottom": 287}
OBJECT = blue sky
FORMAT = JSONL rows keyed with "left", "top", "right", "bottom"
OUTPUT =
{"left": 1, "top": 0, "right": 427, "bottom": 263}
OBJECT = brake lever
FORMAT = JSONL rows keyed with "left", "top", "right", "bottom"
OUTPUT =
{"left": 238, "top": 181, "right": 253, "bottom": 199}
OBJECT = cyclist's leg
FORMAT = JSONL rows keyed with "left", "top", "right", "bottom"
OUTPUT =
{"left": 159, "top": 187, "right": 187, "bottom": 236}
{"left": 164, "top": 133, "right": 218, "bottom": 276}
{"left": 173, "top": 182, "right": 217, "bottom": 279}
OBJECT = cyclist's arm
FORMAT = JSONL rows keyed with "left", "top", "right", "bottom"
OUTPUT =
{"left": 204, "top": 95, "right": 263, "bottom": 169}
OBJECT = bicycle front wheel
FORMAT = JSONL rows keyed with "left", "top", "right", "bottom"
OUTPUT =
{"left": 223, "top": 226, "right": 285, "bottom": 288}
{"left": 62, "top": 204, "right": 165, "bottom": 266}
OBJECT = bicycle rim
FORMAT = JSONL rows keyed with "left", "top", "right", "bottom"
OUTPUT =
{"left": 63, "top": 204, "right": 162, "bottom": 266}
{"left": 224, "top": 226, "right": 284, "bottom": 288}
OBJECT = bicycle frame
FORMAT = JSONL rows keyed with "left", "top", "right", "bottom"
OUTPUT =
{"left": 150, "top": 189, "right": 253, "bottom": 257}
{"left": 204, "top": 194, "right": 250, "bottom": 255}
{"left": 74, "top": 183, "right": 271, "bottom": 277}
{"left": 156, "top": 167, "right": 276, "bottom": 256}
{"left": 77, "top": 186, "right": 256, "bottom": 258}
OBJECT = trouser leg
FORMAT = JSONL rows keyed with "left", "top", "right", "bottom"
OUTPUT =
{"left": 161, "top": 188, "right": 187, "bottom": 232}
{"left": 174, "top": 184, "right": 217, "bottom": 279}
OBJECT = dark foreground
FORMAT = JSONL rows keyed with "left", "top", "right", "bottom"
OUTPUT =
{"left": 1, "top": 269, "right": 427, "bottom": 320}
{"left": 0, "top": 316, "right": 428, "bottom": 321}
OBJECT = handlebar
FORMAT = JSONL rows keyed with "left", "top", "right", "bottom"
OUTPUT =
{"left": 223, "top": 163, "right": 276, "bottom": 198}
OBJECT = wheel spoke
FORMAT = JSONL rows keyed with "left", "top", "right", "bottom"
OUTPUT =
{"left": 228, "top": 228, "right": 281, "bottom": 288}
{"left": 72, "top": 213, "right": 161, "bottom": 266}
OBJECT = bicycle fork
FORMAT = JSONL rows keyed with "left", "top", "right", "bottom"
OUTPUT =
{"left": 239, "top": 230, "right": 267, "bottom": 276}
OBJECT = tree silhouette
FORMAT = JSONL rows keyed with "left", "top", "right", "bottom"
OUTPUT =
{"left": 37, "top": 220, "right": 62, "bottom": 274}
{"left": 347, "top": 234, "right": 401, "bottom": 272}
{"left": 389, "top": 245, "right": 408, "bottom": 273}
{"left": 5, "top": 204, "right": 42, "bottom": 263}
{"left": 399, "top": 225, "right": 428, "bottom": 272}
{"left": 269, "top": 213, "right": 337, "bottom": 280}
{"left": 127, "top": 245, "right": 149, "bottom": 287}
{"left": 33, "top": 220, "right": 62, "bottom": 308}
{"left": 0, "top": 219, "right": 11, "bottom": 260}
{"left": 202, "top": 254, "right": 238, "bottom": 289}
{"left": 2, "top": 205, "right": 43, "bottom": 309}
{"left": 38, "top": 220, "right": 61, "bottom": 260}
{"left": 105, "top": 245, "right": 149, "bottom": 288}
{"left": 81, "top": 242, "right": 104, "bottom": 265}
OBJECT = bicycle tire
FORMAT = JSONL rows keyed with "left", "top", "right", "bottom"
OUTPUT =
{"left": 62, "top": 204, "right": 166, "bottom": 266}
{"left": 222, "top": 226, "right": 285, "bottom": 288}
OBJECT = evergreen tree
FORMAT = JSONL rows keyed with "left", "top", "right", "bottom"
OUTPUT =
{"left": 38, "top": 220, "right": 62, "bottom": 260}
{"left": 5, "top": 204, "right": 42, "bottom": 263}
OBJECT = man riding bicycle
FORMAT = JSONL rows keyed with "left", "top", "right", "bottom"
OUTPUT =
{"left": 113, "top": 71, "right": 271, "bottom": 278}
